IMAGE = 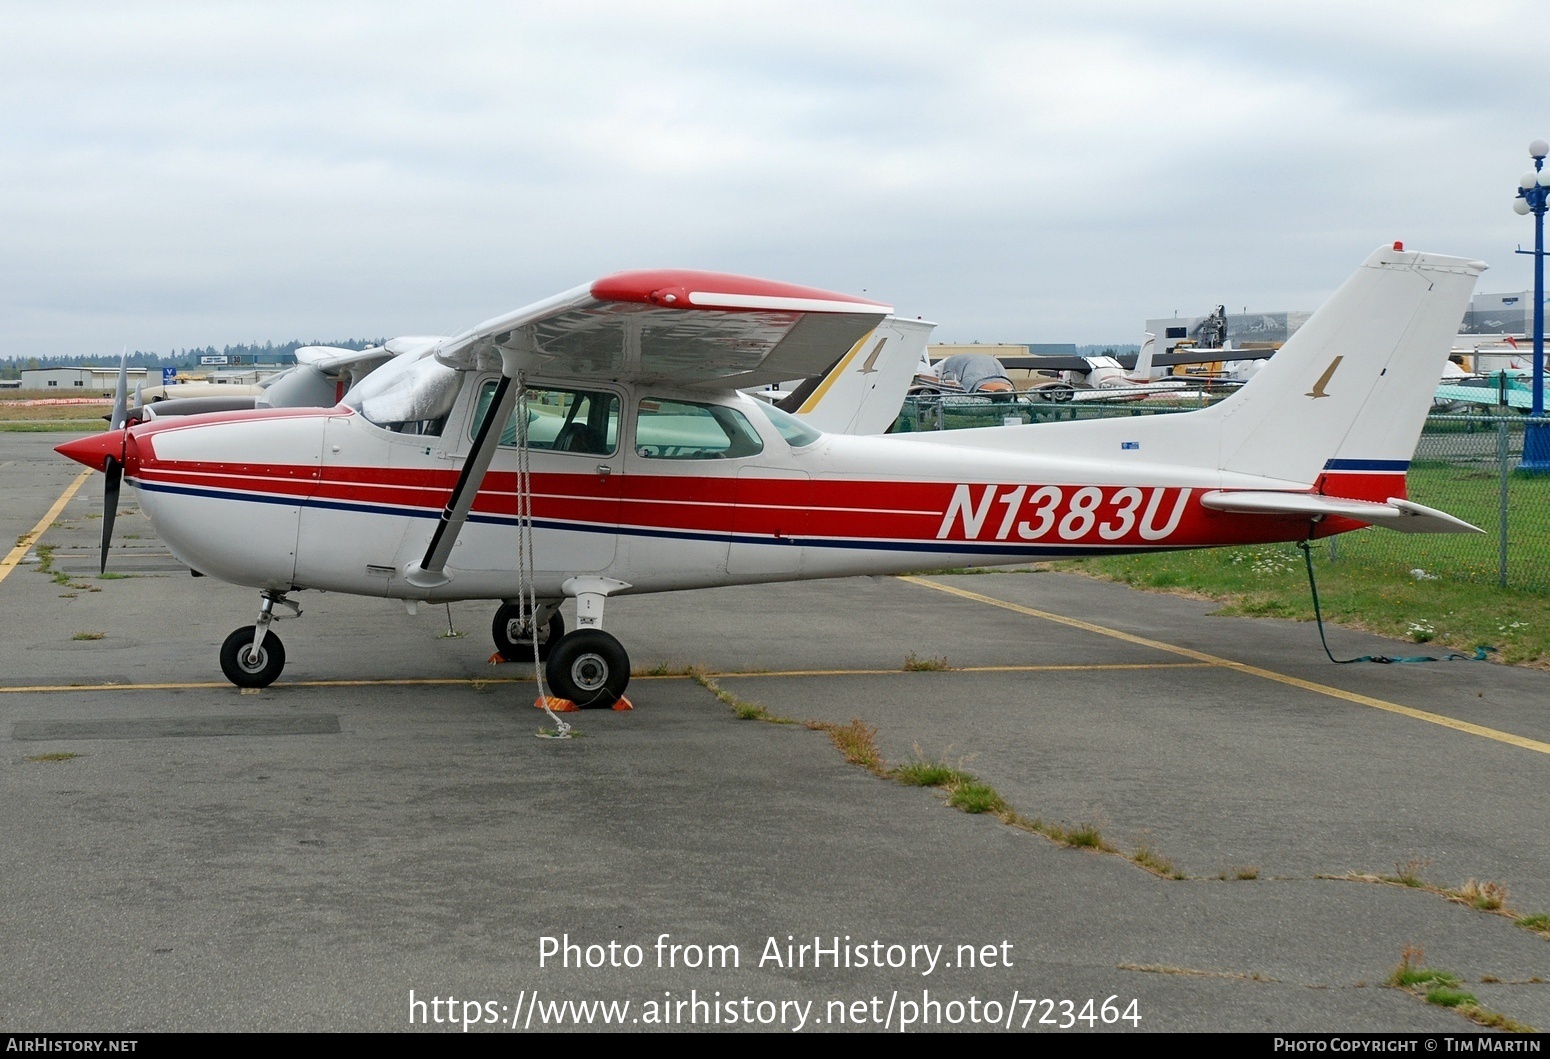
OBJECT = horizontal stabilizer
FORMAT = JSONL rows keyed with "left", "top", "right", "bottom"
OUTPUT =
{"left": 1199, "top": 491, "right": 1482, "bottom": 534}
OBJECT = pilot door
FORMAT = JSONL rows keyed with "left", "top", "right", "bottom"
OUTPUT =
{"left": 437, "top": 379, "right": 624, "bottom": 577}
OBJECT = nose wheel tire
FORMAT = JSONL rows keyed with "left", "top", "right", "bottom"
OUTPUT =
{"left": 220, "top": 626, "right": 286, "bottom": 688}
{"left": 544, "top": 629, "right": 630, "bottom": 708}
{"left": 492, "top": 604, "right": 564, "bottom": 663}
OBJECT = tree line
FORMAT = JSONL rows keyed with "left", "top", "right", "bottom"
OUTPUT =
{"left": 0, "top": 340, "right": 385, "bottom": 379}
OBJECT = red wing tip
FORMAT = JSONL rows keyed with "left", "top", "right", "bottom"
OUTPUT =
{"left": 590, "top": 270, "right": 890, "bottom": 311}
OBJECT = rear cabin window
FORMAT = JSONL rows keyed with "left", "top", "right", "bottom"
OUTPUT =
{"left": 471, "top": 382, "right": 620, "bottom": 455}
{"left": 635, "top": 398, "right": 764, "bottom": 460}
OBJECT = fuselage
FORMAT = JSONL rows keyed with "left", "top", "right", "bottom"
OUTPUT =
{"left": 117, "top": 373, "right": 1369, "bottom": 602}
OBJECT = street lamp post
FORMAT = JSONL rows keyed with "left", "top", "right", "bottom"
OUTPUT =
{"left": 1513, "top": 139, "right": 1550, "bottom": 474}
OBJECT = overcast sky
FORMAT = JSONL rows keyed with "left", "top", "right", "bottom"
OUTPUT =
{"left": 4, "top": 1, "right": 1548, "bottom": 356}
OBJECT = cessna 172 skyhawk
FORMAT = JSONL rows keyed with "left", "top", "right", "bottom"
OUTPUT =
{"left": 57, "top": 245, "right": 1483, "bottom": 706}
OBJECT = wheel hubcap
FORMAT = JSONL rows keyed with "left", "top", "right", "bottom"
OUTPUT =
{"left": 570, "top": 653, "right": 608, "bottom": 692}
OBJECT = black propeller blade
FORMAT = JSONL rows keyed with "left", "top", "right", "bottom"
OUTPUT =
{"left": 100, "top": 455, "right": 121, "bottom": 574}
{"left": 100, "top": 349, "right": 130, "bottom": 573}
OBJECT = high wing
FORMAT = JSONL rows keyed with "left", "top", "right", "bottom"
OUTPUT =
{"left": 432, "top": 269, "right": 892, "bottom": 388}
{"left": 406, "top": 269, "right": 892, "bottom": 588}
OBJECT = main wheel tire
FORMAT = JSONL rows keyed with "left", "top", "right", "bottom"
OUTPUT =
{"left": 491, "top": 604, "right": 564, "bottom": 663}
{"left": 544, "top": 629, "right": 630, "bottom": 708}
{"left": 220, "top": 626, "right": 286, "bottom": 688}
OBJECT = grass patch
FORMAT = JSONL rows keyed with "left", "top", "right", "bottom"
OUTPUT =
{"left": 633, "top": 662, "right": 697, "bottom": 677}
{"left": 701, "top": 686, "right": 1134, "bottom": 861}
{"left": 1062, "top": 822, "right": 1106, "bottom": 849}
{"left": 25, "top": 752, "right": 79, "bottom": 763}
{"left": 946, "top": 781, "right": 1005, "bottom": 814}
{"left": 1388, "top": 947, "right": 1461, "bottom": 991}
{"left": 0, "top": 421, "right": 105, "bottom": 432}
{"left": 1132, "top": 846, "right": 1186, "bottom": 879}
{"left": 690, "top": 671, "right": 794, "bottom": 724}
{"left": 1381, "top": 857, "right": 1430, "bottom": 888}
{"left": 1385, "top": 946, "right": 1537, "bottom": 1030}
{"left": 1056, "top": 475, "right": 1550, "bottom": 666}
{"left": 809, "top": 718, "right": 884, "bottom": 773}
{"left": 891, "top": 757, "right": 972, "bottom": 788}
{"left": 902, "top": 651, "right": 953, "bottom": 671}
{"left": 1424, "top": 986, "right": 1478, "bottom": 1009}
{"left": 71, "top": 631, "right": 105, "bottom": 641}
{"left": 96, "top": 572, "right": 131, "bottom": 580}
{"left": 1515, "top": 913, "right": 1550, "bottom": 937}
{"left": 1452, "top": 879, "right": 1509, "bottom": 911}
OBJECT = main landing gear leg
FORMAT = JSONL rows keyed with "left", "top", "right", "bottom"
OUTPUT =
{"left": 219, "top": 590, "right": 300, "bottom": 688}
{"left": 544, "top": 577, "right": 631, "bottom": 708}
{"left": 492, "top": 599, "right": 564, "bottom": 663}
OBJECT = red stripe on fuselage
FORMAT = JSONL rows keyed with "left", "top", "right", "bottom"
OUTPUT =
{"left": 127, "top": 454, "right": 1333, "bottom": 551}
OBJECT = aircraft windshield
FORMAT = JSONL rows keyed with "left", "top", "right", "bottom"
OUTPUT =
{"left": 751, "top": 400, "right": 823, "bottom": 448}
{"left": 344, "top": 354, "right": 461, "bottom": 435}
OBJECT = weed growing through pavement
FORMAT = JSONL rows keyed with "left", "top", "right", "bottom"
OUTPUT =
{"left": 1516, "top": 913, "right": 1550, "bottom": 938}
{"left": 1383, "top": 857, "right": 1431, "bottom": 888}
{"left": 902, "top": 652, "right": 953, "bottom": 671}
{"left": 809, "top": 718, "right": 884, "bottom": 773}
{"left": 1454, "top": 879, "right": 1508, "bottom": 912}
{"left": 946, "top": 782, "right": 1005, "bottom": 814}
{"left": 1132, "top": 846, "right": 1186, "bottom": 880}
{"left": 689, "top": 670, "right": 794, "bottom": 724}
{"left": 1386, "top": 947, "right": 1535, "bottom": 1031}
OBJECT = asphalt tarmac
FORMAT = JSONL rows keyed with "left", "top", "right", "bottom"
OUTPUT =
{"left": 2, "top": 432, "right": 1547, "bottom": 1033}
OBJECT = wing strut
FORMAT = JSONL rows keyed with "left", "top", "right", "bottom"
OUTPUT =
{"left": 403, "top": 374, "right": 519, "bottom": 589}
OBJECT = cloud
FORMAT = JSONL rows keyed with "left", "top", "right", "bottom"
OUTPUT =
{"left": 2, "top": 1, "right": 1547, "bottom": 353}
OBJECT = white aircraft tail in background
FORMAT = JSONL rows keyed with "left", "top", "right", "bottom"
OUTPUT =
{"left": 779, "top": 316, "right": 934, "bottom": 435}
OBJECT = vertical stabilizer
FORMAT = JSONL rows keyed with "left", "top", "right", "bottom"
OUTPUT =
{"left": 1212, "top": 245, "right": 1484, "bottom": 487}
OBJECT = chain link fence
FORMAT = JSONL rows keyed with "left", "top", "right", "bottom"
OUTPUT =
{"left": 892, "top": 397, "right": 1550, "bottom": 593}
{"left": 1328, "top": 414, "right": 1550, "bottom": 593}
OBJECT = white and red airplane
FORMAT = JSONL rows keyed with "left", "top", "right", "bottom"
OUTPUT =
{"left": 57, "top": 245, "right": 1483, "bottom": 706}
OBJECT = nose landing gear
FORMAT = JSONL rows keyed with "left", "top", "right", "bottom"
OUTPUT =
{"left": 219, "top": 591, "right": 300, "bottom": 688}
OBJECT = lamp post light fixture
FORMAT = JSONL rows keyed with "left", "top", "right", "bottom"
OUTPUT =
{"left": 1513, "top": 139, "right": 1550, "bottom": 474}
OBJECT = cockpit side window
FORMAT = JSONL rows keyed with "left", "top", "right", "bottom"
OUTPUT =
{"left": 634, "top": 398, "right": 765, "bottom": 460}
{"left": 470, "top": 382, "right": 620, "bottom": 456}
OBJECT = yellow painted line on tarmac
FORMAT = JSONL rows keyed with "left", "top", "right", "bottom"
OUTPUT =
{"left": 900, "top": 575, "right": 1550, "bottom": 757}
{"left": 0, "top": 470, "right": 93, "bottom": 587}
{"left": 715, "top": 663, "right": 1214, "bottom": 678}
{"left": 0, "top": 677, "right": 534, "bottom": 694}
{"left": 0, "top": 662, "right": 1213, "bottom": 695}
